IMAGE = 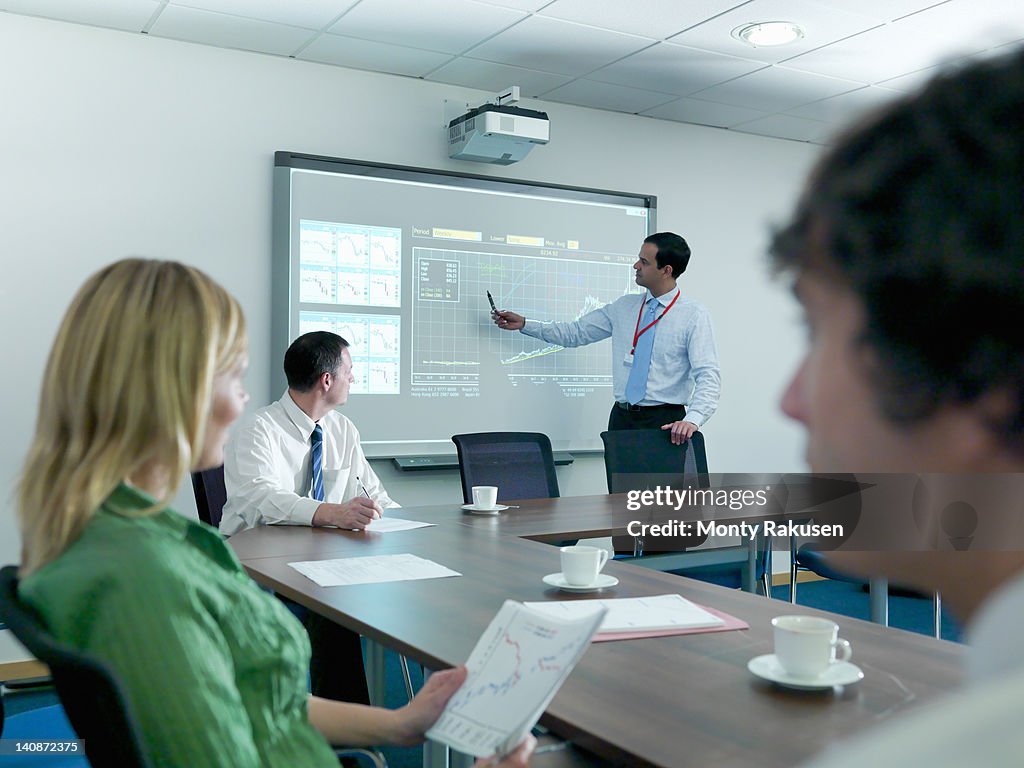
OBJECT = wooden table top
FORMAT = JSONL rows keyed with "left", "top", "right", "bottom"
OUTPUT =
{"left": 229, "top": 496, "right": 964, "bottom": 768}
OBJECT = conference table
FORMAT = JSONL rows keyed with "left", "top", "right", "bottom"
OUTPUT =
{"left": 229, "top": 494, "right": 964, "bottom": 768}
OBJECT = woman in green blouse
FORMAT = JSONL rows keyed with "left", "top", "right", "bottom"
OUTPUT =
{"left": 16, "top": 259, "right": 533, "bottom": 768}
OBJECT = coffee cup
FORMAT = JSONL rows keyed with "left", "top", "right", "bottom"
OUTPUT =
{"left": 471, "top": 485, "right": 498, "bottom": 510}
{"left": 560, "top": 545, "right": 609, "bottom": 586}
{"left": 771, "top": 615, "right": 852, "bottom": 679}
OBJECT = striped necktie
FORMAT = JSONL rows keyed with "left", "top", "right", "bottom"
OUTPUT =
{"left": 310, "top": 424, "right": 325, "bottom": 502}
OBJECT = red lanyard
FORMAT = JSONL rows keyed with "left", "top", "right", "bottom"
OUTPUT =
{"left": 631, "top": 289, "right": 680, "bottom": 354}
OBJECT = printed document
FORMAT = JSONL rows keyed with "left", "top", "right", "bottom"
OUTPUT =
{"left": 523, "top": 594, "right": 724, "bottom": 633}
{"left": 288, "top": 553, "right": 460, "bottom": 587}
{"left": 427, "top": 600, "right": 606, "bottom": 758}
{"left": 365, "top": 517, "right": 435, "bottom": 533}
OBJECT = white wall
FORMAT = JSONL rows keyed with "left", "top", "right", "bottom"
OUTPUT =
{"left": 0, "top": 12, "right": 819, "bottom": 567}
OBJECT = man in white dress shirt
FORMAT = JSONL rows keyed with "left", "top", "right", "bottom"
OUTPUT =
{"left": 493, "top": 232, "right": 720, "bottom": 445}
{"left": 221, "top": 331, "right": 398, "bottom": 536}
{"left": 221, "top": 331, "right": 399, "bottom": 704}
{"left": 772, "top": 46, "right": 1024, "bottom": 767}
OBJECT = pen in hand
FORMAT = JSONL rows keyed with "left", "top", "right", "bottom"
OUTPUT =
{"left": 355, "top": 476, "right": 382, "bottom": 519}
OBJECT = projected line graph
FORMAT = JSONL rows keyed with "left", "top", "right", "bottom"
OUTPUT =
{"left": 411, "top": 247, "right": 636, "bottom": 387}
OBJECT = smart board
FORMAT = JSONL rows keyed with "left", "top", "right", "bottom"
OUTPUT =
{"left": 272, "top": 153, "right": 656, "bottom": 456}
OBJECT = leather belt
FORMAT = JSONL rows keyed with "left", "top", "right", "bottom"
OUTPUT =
{"left": 614, "top": 402, "right": 683, "bottom": 412}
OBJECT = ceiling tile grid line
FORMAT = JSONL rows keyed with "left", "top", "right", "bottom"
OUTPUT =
{"left": 3, "top": 0, "right": 1023, "bottom": 145}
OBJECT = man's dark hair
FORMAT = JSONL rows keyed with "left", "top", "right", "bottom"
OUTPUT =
{"left": 284, "top": 331, "right": 349, "bottom": 392}
{"left": 644, "top": 232, "right": 691, "bottom": 278}
{"left": 771, "top": 48, "right": 1024, "bottom": 449}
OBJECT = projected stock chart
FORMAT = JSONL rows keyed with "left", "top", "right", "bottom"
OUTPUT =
{"left": 411, "top": 247, "right": 638, "bottom": 388}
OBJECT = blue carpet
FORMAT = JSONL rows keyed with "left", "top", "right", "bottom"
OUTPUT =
{"left": 771, "top": 579, "right": 963, "bottom": 642}
{"left": 1, "top": 580, "right": 963, "bottom": 768}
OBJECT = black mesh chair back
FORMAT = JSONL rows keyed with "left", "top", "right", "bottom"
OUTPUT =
{"left": 601, "top": 428, "right": 710, "bottom": 552}
{"left": 0, "top": 565, "right": 153, "bottom": 768}
{"left": 191, "top": 464, "right": 227, "bottom": 528}
{"left": 600, "top": 428, "right": 709, "bottom": 494}
{"left": 451, "top": 432, "right": 560, "bottom": 503}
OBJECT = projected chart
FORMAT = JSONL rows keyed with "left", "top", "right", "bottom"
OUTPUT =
{"left": 299, "top": 220, "right": 401, "bottom": 307}
{"left": 411, "top": 247, "right": 637, "bottom": 387}
{"left": 299, "top": 311, "right": 400, "bottom": 395}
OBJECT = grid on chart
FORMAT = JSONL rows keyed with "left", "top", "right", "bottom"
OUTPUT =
{"left": 411, "top": 247, "right": 637, "bottom": 386}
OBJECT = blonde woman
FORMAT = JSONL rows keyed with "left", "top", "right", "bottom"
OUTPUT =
{"left": 16, "top": 259, "right": 533, "bottom": 768}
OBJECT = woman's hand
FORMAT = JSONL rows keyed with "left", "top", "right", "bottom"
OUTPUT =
{"left": 392, "top": 665, "right": 468, "bottom": 746}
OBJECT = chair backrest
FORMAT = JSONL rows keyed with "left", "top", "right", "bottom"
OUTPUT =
{"left": 600, "top": 428, "right": 709, "bottom": 493}
{"left": 191, "top": 464, "right": 227, "bottom": 528}
{"left": 451, "top": 432, "right": 560, "bottom": 503}
{"left": 0, "top": 565, "right": 153, "bottom": 768}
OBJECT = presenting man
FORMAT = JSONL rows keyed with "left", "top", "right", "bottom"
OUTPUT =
{"left": 772, "top": 48, "right": 1024, "bottom": 766}
{"left": 492, "top": 232, "right": 720, "bottom": 444}
{"left": 221, "top": 331, "right": 399, "bottom": 704}
{"left": 221, "top": 331, "right": 398, "bottom": 536}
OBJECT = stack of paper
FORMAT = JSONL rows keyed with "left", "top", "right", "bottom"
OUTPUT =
{"left": 523, "top": 594, "right": 725, "bottom": 634}
{"left": 288, "top": 553, "right": 460, "bottom": 587}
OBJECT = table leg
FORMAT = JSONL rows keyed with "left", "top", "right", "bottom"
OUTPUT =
{"left": 364, "top": 637, "right": 386, "bottom": 706}
{"left": 869, "top": 578, "right": 889, "bottom": 625}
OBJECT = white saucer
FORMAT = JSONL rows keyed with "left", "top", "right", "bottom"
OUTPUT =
{"left": 461, "top": 503, "right": 510, "bottom": 515}
{"left": 542, "top": 573, "right": 619, "bottom": 592}
{"left": 747, "top": 654, "right": 864, "bottom": 690}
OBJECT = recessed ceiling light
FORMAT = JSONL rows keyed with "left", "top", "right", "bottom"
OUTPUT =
{"left": 732, "top": 21, "right": 805, "bottom": 47}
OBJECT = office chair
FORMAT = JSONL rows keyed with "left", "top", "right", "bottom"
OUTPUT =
{"left": 451, "top": 432, "right": 560, "bottom": 503}
{"left": 0, "top": 565, "right": 154, "bottom": 768}
{"left": 191, "top": 464, "right": 227, "bottom": 529}
{"left": 600, "top": 429, "right": 772, "bottom": 595}
{"left": 790, "top": 544, "right": 943, "bottom": 638}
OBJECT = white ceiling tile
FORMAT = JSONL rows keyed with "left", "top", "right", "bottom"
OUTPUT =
{"left": 543, "top": 79, "right": 677, "bottom": 113}
{"left": 784, "top": 84, "right": 902, "bottom": 123}
{"left": 0, "top": 0, "right": 158, "bottom": 30}
{"left": 809, "top": 0, "right": 953, "bottom": 23}
{"left": 298, "top": 32, "right": 454, "bottom": 76}
{"left": 328, "top": 0, "right": 526, "bottom": 54}
{"left": 149, "top": 5, "right": 316, "bottom": 54}
{"left": 538, "top": 0, "right": 750, "bottom": 39}
{"left": 466, "top": 14, "right": 653, "bottom": 76}
{"left": 642, "top": 97, "right": 771, "bottom": 127}
{"left": 169, "top": 1, "right": 359, "bottom": 30}
{"left": 426, "top": 58, "right": 572, "bottom": 96}
{"left": 693, "top": 65, "right": 863, "bottom": 112}
{"left": 669, "top": 0, "right": 881, "bottom": 64}
{"left": 783, "top": 0, "right": 1024, "bottom": 84}
{"left": 731, "top": 113, "right": 835, "bottom": 143}
{"left": 472, "top": 0, "right": 552, "bottom": 9}
{"left": 588, "top": 42, "right": 766, "bottom": 96}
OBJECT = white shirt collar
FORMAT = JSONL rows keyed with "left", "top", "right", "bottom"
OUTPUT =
{"left": 648, "top": 287, "right": 680, "bottom": 307}
{"left": 967, "top": 569, "right": 1024, "bottom": 683}
{"left": 280, "top": 390, "right": 318, "bottom": 441}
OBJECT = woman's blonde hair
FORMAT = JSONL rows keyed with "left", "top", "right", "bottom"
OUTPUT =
{"left": 18, "top": 259, "right": 246, "bottom": 574}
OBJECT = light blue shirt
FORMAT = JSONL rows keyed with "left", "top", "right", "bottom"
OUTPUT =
{"left": 520, "top": 288, "right": 721, "bottom": 426}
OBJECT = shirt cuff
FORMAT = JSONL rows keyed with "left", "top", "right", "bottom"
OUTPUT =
{"left": 519, "top": 320, "right": 540, "bottom": 338}
{"left": 685, "top": 412, "right": 707, "bottom": 429}
{"left": 290, "top": 497, "right": 321, "bottom": 527}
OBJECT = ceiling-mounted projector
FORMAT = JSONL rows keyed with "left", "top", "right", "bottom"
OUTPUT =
{"left": 447, "top": 86, "right": 549, "bottom": 165}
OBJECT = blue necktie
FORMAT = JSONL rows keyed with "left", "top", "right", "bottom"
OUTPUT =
{"left": 625, "top": 297, "right": 658, "bottom": 405}
{"left": 310, "top": 424, "right": 325, "bottom": 502}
